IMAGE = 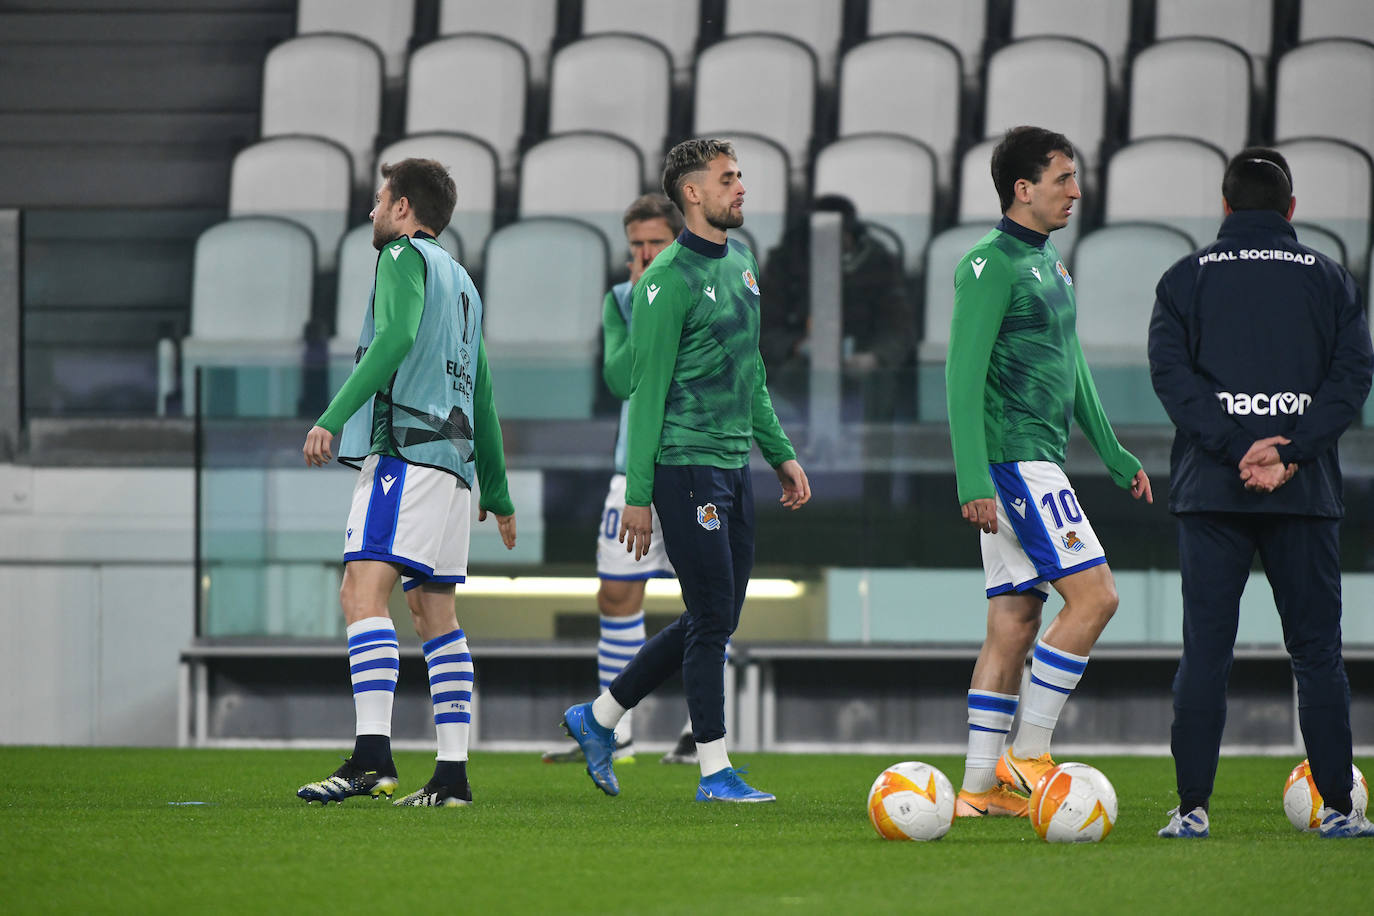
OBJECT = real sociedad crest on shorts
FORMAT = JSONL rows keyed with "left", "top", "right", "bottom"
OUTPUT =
{"left": 1056, "top": 260, "right": 1073, "bottom": 286}
{"left": 742, "top": 269, "right": 760, "bottom": 295}
{"left": 697, "top": 503, "right": 721, "bottom": 531}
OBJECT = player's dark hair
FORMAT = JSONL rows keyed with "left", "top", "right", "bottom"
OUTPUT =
{"left": 990, "top": 126, "right": 1077, "bottom": 213}
{"left": 1222, "top": 147, "right": 1293, "bottom": 215}
{"left": 661, "top": 138, "right": 737, "bottom": 211}
{"left": 379, "top": 158, "right": 457, "bottom": 233}
{"left": 623, "top": 192, "right": 684, "bottom": 235}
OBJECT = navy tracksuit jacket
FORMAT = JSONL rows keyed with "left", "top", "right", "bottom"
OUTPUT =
{"left": 1148, "top": 208, "right": 1373, "bottom": 811}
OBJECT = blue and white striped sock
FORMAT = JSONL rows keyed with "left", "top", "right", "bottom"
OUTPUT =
{"left": 1012, "top": 640, "right": 1089, "bottom": 758}
{"left": 424, "top": 628, "right": 474, "bottom": 762}
{"left": 347, "top": 616, "right": 399, "bottom": 738}
{"left": 962, "top": 690, "right": 1018, "bottom": 793}
{"left": 598, "top": 610, "right": 645, "bottom": 742}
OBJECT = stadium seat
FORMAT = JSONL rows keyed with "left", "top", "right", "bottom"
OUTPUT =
{"left": 1071, "top": 223, "right": 1195, "bottom": 362}
{"left": 1010, "top": 0, "right": 1132, "bottom": 86}
{"left": 332, "top": 223, "right": 463, "bottom": 358}
{"left": 406, "top": 36, "right": 527, "bottom": 181}
{"left": 481, "top": 218, "right": 608, "bottom": 418}
{"left": 259, "top": 34, "right": 382, "bottom": 190}
{"left": 1104, "top": 138, "right": 1227, "bottom": 247}
{"left": 694, "top": 35, "right": 816, "bottom": 185}
{"left": 1275, "top": 138, "right": 1372, "bottom": 281}
{"left": 228, "top": 136, "right": 351, "bottom": 272}
{"left": 1300, "top": 0, "right": 1374, "bottom": 45}
{"left": 517, "top": 132, "right": 643, "bottom": 271}
{"left": 374, "top": 133, "right": 498, "bottom": 270}
{"left": 813, "top": 134, "right": 936, "bottom": 277}
{"left": 1129, "top": 38, "right": 1252, "bottom": 154}
{"left": 724, "top": 0, "right": 844, "bottom": 86}
{"left": 1293, "top": 222, "right": 1349, "bottom": 268}
{"left": 437, "top": 0, "right": 557, "bottom": 85}
{"left": 1154, "top": 0, "right": 1273, "bottom": 89}
{"left": 296, "top": 0, "right": 414, "bottom": 83}
{"left": 957, "top": 137, "right": 1082, "bottom": 260}
{"left": 916, "top": 223, "right": 993, "bottom": 419}
{"left": 983, "top": 38, "right": 1109, "bottom": 171}
{"left": 709, "top": 132, "right": 790, "bottom": 267}
{"left": 548, "top": 34, "right": 672, "bottom": 185}
{"left": 582, "top": 0, "right": 700, "bottom": 83}
{"left": 867, "top": 0, "right": 986, "bottom": 84}
{"left": 1275, "top": 39, "right": 1374, "bottom": 160}
{"left": 184, "top": 217, "right": 315, "bottom": 415}
{"left": 838, "top": 36, "right": 962, "bottom": 191}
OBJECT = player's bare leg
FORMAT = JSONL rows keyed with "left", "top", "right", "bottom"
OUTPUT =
{"left": 1000, "top": 565, "right": 1119, "bottom": 794}
{"left": 395, "top": 582, "right": 474, "bottom": 807}
{"left": 298, "top": 560, "right": 402, "bottom": 804}
{"left": 957, "top": 592, "right": 1041, "bottom": 817}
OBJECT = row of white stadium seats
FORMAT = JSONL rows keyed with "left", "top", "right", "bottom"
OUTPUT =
{"left": 260, "top": 27, "right": 1374, "bottom": 207}
{"left": 186, "top": 213, "right": 1374, "bottom": 401}
{"left": 229, "top": 131, "right": 1373, "bottom": 281}
{"left": 297, "top": 0, "right": 1374, "bottom": 87}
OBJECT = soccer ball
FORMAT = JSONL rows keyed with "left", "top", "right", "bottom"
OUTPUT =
{"left": 866, "top": 761, "right": 955, "bottom": 841}
{"left": 1282, "top": 759, "right": 1368, "bottom": 831}
{"left": 1028, "top": 762, "right": 1117, "bottom": 843}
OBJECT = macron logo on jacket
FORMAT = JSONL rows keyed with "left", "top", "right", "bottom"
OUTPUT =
{"left": 1215, "top": 391, "right": 1311, "bottom": 416}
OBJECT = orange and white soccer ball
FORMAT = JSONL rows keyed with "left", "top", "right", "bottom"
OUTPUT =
{"left": 866, "top": 761, "right": 955, "bottom": 841}
{"left": 1028, "top": 762, "right": 1118, "bottom": 843}
{"left": 1282, "top": 759, "right": 1368, "bottom": 832}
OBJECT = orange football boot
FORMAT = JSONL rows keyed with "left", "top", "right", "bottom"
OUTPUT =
{"left": 955, "top": 784, "right": 1030, "bottom": 818}
{"left": 997, "top": 750, "right": 1057, "bottom": 796}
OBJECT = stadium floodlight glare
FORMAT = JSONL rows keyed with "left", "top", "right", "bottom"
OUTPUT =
{"left": 461, "top": 576, "right": 804, "bottom": 599}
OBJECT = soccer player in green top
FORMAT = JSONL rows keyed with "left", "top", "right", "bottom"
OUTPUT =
{"left": 295, "top": 158, "right": 517, "bottom": 808}
{"left": 560, "top": 138, "right": 811, "bottom": 803}
{"left": 946, "top": 127, "right": 1152, "bottom": 819}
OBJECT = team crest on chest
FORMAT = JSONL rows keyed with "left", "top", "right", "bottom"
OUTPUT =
{"left": 1056, "top": 260, "right": 1073, "bottom": 286}
{"left": 741, "top": 269, "right": 760, "bottom": 295}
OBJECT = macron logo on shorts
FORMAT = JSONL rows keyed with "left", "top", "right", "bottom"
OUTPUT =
{"left": 1010, "top": 497, "right": 1028, "bottom": 518}
{"left": 381, "top": 474, "right": 398, "bottom": 495}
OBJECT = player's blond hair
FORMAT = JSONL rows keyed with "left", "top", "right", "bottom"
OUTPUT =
{"left": 661, "top": 139, "right": 737, "bottom": 211}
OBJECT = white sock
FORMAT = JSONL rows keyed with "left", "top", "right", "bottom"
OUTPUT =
{"left": 697, "top": 737, "right": 731, "bottom": 777}
{"left": 423, "top": 628, "right": 473, "bottom": 762}
{"left": 598, "top": 610, "right": 645, "bottom": 742}
{"left": 1012, "top": 640, "right": 1088, "bottom": 758}
{"left": 347, "top": 617, "right": 398, "bottom": 737}
{"left": 591, "top": 689, "right": 627, "bottom": 733}
{"left": 962, "top": 689, "right": 1018, "bottom": 793}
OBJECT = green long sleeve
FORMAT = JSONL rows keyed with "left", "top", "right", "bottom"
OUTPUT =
{"left": 316, "top": 243, "right": 424, "bottom": 435}
{"left": 1072, "top": 343, "right": 1141, "bottom": 488}
{"left": 602, "top": 290, "right": 632, "bottom": 399}
{"left": 471, "top": 338, "right": 514, "bottom": 516}
{"left": 751, "top": 352, "right": 796, "bottom": 467}
{"left": 625, "top": 272, "right": 690, "bottom": 506}
{"left": 946, "top": 248, "right": 1013, "bottom": 504}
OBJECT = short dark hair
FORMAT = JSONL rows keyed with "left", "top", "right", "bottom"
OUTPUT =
{"left": 379, "top": 158, "right": 457, "bottom": 233}
{"left": 661, "top": 138, "right": 737, "bottom": 211}
{"left": 622, "top": 192, "right": 684, "bottom": 235}
{"left": 1222, "top": 147, "right": 1293, "bottom": 215}
{"left": 990, "top": 126, "right": 1077, "bottom": 213}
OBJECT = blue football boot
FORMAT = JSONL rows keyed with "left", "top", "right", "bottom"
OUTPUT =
{"left": 695, "top": 766, "right": 776, "bottom": 803}
{"left": 561, "top": 703, "right": 620, "bottom": 796}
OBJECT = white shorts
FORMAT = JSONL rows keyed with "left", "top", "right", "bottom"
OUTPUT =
{"left": 981, "top": 461, "right": 1107, "bottom": 600}
{"left": 344, "top": 454, "right": 471, "bottom": 591}
{"left": 595, "top": 473, "right": 675, "bottom": 580}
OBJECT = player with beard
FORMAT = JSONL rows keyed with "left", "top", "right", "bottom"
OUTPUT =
{"left": 559, "top": 138, "right": 811, "bottom": 803}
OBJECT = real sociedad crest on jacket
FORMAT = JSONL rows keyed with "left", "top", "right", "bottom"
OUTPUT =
{"left": 1056, "top": 260, "right": 1072, "bottom": 286}
{"left": 742, "top": 269, "right": 760, "bottom": 295}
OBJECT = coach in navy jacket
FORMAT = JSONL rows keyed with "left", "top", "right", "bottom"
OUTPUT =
{"left": 1147, "top": 148, "right": 1373, "bottom": 839}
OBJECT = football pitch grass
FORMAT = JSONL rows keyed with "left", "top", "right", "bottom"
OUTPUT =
{"left": 3, "top": 747, "right": 1366, "bottom": 915}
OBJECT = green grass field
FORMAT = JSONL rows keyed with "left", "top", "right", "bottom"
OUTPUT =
{"left": 2, "top": 747, "right": 1366, "bottom": 915}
